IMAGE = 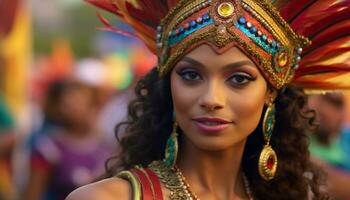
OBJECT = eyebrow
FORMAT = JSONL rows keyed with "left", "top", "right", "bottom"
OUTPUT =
{"left": 181, "top": 57, "right": 256, "bottom": 70}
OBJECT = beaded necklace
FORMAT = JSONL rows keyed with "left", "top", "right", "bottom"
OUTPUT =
{"left": 175, "top": 166, "right": 254, "bottom": 200}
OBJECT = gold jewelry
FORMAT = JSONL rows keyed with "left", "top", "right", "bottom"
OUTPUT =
{"left": 156, "top": 0, "right": 310, "bottom": 90}
{"left": 258, "top": 99, "right": 278, "bottom": 181}
{"left": 90, "top": 0, "right": 350, "bottom": 93}
{"left": 175, "top": 165, "right": 254, "bottom": 200}
{"left": 149, "top": 161, "right": 254, "bottom": 200}
{"left": 164, "top": 121, "right": 179, "bottom": 168}
{"left": 148, "top": 160, "right": 188, "bottom": 200}
{"left": 174, "top": 166, "right": 200, "bottom": 200}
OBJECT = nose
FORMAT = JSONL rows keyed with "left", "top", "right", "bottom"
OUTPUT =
{"left": 199, "top": 80, "right": 225, "bottom": 112}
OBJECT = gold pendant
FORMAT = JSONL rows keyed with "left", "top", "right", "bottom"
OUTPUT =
{"left": 258, "top": 145, "right": 277, "bottom": 181}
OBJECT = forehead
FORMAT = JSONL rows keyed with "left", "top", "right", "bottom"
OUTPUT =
{"left": 178, "top": 44, "right": 257, "bottom": 68}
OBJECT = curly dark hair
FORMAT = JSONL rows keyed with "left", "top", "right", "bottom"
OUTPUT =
{"left": 105, "top": 67, "right": 329, "bottom": 199}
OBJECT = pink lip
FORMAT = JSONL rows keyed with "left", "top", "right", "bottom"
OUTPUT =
{"left": 192, "top": 117, "right": 232, "bottom": 134}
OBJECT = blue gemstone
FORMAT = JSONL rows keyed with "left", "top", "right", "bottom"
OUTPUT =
{"left": 271, "top": 41, "right": 277, "bottom": 48}
{"left": 261, "top": 34, "right": 267, "bottom": 41}
{"left": 190, "top": 20, "right": 197, "bottom": 28}
{"left": 239, "top": 17, "right": 246, "bottom": 24}
{"left": 250, "top": 26, "right": 257, "bottom": 34}
{"left": 203, "top": 13, "right": 210, "bottom": 21}
{"left": 179, "top": 27, "right": 184, "bottom": 33}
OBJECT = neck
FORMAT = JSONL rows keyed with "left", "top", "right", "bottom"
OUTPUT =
{"left": 177, "top": 136, "right": 248, "bottom": 199}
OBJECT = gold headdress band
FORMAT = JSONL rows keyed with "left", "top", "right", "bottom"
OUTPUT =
{"left": 156, "top": 0, "right": 310, "bottom": 89}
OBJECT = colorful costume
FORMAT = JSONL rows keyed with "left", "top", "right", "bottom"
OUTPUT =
{"left": 86, "top": 0, "right": 350, "bottom": 199}
{"left": 30, "top": 129, "right": 112, "bottom": 200}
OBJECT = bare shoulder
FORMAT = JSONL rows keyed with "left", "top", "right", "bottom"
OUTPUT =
{"left": 66, "top": 177, "right": 131, "bottom": 200}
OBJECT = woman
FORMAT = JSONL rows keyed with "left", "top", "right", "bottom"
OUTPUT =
{"left": 68, "top": 0, "right": 350, "bottom": 199}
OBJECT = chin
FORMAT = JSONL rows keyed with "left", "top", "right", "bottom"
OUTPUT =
{"left": 196, "top": 142, "right": 233, "bottom": 151}
{"left": 186, "top": 133, "right": 246, "bottom": 152}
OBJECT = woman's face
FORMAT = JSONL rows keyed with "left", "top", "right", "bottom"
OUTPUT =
{"left": 171, "top": 44, "right": 274, "bottom": 151}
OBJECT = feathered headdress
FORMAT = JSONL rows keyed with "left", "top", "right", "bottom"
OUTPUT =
{"left": 86, "top": 0, "right": 350, "bottom": 92}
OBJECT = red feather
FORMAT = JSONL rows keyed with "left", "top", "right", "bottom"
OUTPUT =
{"left": 279, "top": 0, "right": 350, "bottom": 90}
{"left": 85, "top": 0, "right": 121, "bottom": 16}
{"left": 295, "top": 63, "right": 350, "bottom": 77}
{"left": 279, "top": 0, "right": 318, "bottom": 23}
{"left": 96, "top": 12, "right": 136, "bottom": 37}
{"left": 303, "top": 36, "right": 350, "bottom": 62}
{"left": 125, "top": 2, "right": 159, "bottom": 27}
{"left": 303, "top": 47, "right": 350, "bottom": 66}
{"left": 0, "top": 0, "right": 20, "bottom": 37}
{"left": 290, "top": 0, "right": 350, "bottom": 36}
{"left": 134, "top": 0, "right": 168, "bottom": 23}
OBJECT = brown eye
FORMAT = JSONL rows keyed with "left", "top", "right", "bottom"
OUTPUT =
{"left": 228, "top": 73, "right": 256, "bottom": 86}
{"left": 177, "top": 69, "right": 202, "bottom": 81}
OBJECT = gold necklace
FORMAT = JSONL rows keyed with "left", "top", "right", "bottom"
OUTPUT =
{"left": 148, "top": 160, "right": 191, "bottom": 200}
{"left": 174, "top": 166, "right": 200, "bottom": 200}
{"left": 148, "top": 160, "right": 254, "bottom": 200}
{"left": 175, "top": 165, "right": 254, "bottom": 200}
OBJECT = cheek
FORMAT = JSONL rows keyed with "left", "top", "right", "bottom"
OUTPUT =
{"left": 231, "top": 81, "right": 267, "bottom": 133}
{"left": 171, "top": 73, "right": 198, "bottom": 116}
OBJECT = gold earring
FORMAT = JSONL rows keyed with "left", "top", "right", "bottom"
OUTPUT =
{"left": 258, "top": 100, "right": 278, "bottom": 181}
{"left": 164, "top": 121, "right": 178, "bottom": 168}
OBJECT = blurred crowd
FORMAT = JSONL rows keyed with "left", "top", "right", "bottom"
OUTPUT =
{"left": 1, "top": 45, "right": 155, "bottom": 200}
{"left": 308, "top": 93, "right": 350, "bottom": 200}
{"left": 1, "top": 0, "right": 350, "bottom": 200}
{"left": 1, "top": 1, "right": 156, "bottom": 199}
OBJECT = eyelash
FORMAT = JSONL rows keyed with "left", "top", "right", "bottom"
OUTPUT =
{"left": 227, "top": 73, "right": 256, "bottom": 86}
{"left": 176, "top": 68, "right": 256, "bottom": 86}
{"left": 176, "top": 69, "right": 202, "bottom": 82}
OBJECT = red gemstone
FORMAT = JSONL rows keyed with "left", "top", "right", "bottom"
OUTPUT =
{"left": 184, "top": 23, "right": 190, "bottom": 30}
{"left": 267, "top": 156, "right": 274, "bottom": 170}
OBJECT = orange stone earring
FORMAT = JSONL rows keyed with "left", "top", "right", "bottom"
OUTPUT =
{"left": 258, "top": 99, "right": 278, "bottom": 181}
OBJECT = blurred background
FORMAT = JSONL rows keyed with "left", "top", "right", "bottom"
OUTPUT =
{"left": 1, "top": 0, "right": 156, "bottom": 199}
{"left": 0, "top": 0, "right": 349, "bottom": 200}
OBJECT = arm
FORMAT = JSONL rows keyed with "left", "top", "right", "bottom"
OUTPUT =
{"left": 66, "top": 178, "right": 132, "bottom": 200}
